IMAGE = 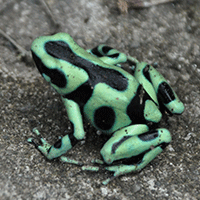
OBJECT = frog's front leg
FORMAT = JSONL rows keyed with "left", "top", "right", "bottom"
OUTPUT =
{"left": 100, "top": 124, "right": 171, "bottom": 184}
{"left": 28, "top": 98, "right": 85, "bottom": 162}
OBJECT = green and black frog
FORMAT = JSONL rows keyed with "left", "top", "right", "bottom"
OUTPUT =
{"left": 28, "top": 33, "right": 184, "bottom": 184}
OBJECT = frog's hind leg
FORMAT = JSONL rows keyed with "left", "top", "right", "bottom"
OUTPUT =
{"left": 87, "top": 45, "right": 127, "bottom": 66}
{"left": 99, "top": 124, "right": 171, "bottom": 184}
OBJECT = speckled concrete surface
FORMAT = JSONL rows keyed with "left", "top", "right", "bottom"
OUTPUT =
{"left": 0, "top": 0, "right": 199, "bottom": 199}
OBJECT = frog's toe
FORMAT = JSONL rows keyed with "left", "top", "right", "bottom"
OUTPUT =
{"left": 28, "top": 129, "right": 52, "bottom": 157}
{"left": 105, "top": 165, "right": 118, "bottom": 172}
{"left": 105, "top": 165, "right": 123, "bottom": 177}
{"left": 103, "top": 166, "right": 124, "bottom": 185}
{"left": 27, "top": 137, "right": 39, "bottom": 148}
{"left": 37, "top": 145, "right": 49, "bottom": 157}
{"left": 28, "top": 128, "right": 44, "bottom": 148}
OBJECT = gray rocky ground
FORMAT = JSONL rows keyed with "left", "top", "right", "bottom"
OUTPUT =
{"left": 0, "top": 0, "right": 199, "bottom": 199}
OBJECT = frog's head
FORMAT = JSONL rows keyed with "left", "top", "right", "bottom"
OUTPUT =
{"left": 31, "top": 33, "right": 88, "bottom": 95}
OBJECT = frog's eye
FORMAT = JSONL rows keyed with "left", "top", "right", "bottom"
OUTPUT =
{"left": 32, "top": 51, "right": 67, "bottom": 88}
{"left": 45, "top": 41, "right": 70, "bottom": 61}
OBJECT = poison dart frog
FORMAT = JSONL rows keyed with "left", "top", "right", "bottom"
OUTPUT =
{"left": 28, "top": 33, "right": 184, "bottom": 184}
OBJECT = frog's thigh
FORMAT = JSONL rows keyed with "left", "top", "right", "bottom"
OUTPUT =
{"left": 100, "top": 125, "right": 171, "bottom": 176}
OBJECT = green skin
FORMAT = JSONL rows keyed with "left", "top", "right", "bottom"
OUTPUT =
{"left": 29, "top": 33, "right": 184, "bottom": 184}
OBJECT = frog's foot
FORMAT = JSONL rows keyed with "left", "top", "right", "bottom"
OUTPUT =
{"left": 27, "top": 128, "right": 52, "bottom": 157}
{"left": 102, "top": 165, "right": 137, "bottom": 185}
{"left": 81, "top": 163, "right": 120, "bottom": 185}
{"left": 28, "top": 128, "right": 77, "bottom": 160}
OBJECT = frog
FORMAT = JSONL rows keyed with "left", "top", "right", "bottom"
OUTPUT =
{"left": 28, "top": 32, "right": 184, "bottom": 184}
